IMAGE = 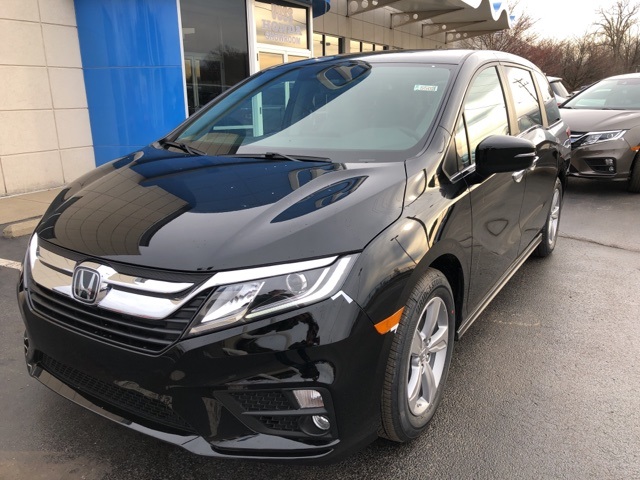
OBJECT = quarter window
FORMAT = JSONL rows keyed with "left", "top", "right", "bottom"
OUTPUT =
{"left": 454, "top": 116, "right": 470, "bottom": 170}
{"left": 506, "top": 67, "right": 542, "bottom": 132}
{"left": 534, "top": 71, "right": 561, "bottom": 124}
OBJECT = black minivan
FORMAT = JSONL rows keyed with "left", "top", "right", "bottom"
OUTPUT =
{"left": 18, "top": 50, "right": 569, "bottom": 462}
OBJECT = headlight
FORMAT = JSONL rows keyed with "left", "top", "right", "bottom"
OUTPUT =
{"left": 574, "top": 130, "right": 626, "bottom": 148}
{"left": 22, "top": 233, "right": 39, "bottom": 286}
{"left": 188, "top": 255, "right": 358, "bottom": 335}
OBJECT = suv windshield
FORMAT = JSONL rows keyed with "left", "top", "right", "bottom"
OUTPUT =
{"left": 563, "top": 77, "right": 640, "bottom": 110}
{"left": 171, "top": 59, "right": 452, "bottom": 162}
{"left": 549, "top": 79, "right": 569, "bottom": 98}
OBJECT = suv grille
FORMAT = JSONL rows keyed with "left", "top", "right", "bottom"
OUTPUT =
{"left": 29, "top": 282, "right": 208, "bottom": 353}
{"left": 40, "top": 354, "right": 196, "bottom": 434}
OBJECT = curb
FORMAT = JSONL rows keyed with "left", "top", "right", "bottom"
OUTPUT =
{"left": 2, "top": 218, "right": 40, "bottom": 239}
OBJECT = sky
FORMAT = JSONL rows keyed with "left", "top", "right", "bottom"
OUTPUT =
{"left": 511, "top": 0, "right": 622, "bottom": 40}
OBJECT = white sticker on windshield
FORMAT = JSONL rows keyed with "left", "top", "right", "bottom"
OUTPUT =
{"left": 414, "top": 85, "right": 438, "bottom": 92}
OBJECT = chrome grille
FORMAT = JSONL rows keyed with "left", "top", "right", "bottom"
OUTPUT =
{"left": 29, "top": 282, "right": 209, "bottom": 353}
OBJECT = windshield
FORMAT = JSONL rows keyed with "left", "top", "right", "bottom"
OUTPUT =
{"left": 171, "top": 59, "right": 453, "bottom": 162}
{"left": 550, "top": 80, "right": 569, "bottom": 98}
{"left": 563, "top": 77, "right": 640, "bottom": 110}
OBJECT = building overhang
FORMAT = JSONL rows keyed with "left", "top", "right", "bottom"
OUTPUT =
{"left": 347, "top": 0, "right": 512, "bottom": 41}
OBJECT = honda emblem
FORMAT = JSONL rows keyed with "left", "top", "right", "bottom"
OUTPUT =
{"left": 72, "top": 267, "right": 101, "bottom": 304}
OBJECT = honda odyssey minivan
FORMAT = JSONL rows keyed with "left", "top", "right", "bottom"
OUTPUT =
{"left": 19, "top": 50, "right": 569, "bottom": 462}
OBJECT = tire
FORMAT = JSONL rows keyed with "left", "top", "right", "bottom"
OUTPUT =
{"left": 380, "top": 268, "right": 455, "bottom": 442}
{"left": 629, "top": 158, "right": 640, "bottom": 193}
{"left": 535, "top": 177, "right": 563, "bottom": 258}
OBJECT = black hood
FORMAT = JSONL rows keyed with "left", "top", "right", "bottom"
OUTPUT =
{"left": 37, "top": 147, "right": 407, "bottom": 271}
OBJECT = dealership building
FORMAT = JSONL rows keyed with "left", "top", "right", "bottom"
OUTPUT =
{"left": 0, "top": 0, "right": 511, "bottom": 197}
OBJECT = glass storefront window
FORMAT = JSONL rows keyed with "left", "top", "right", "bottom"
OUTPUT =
{"left": 313, "top": 33, "right": 323, "bottom": 57}
{"left": 181, "top": 0, "right": 249, "bottom": 115}
{"left": 255, "top": 1, "right": 309, "bottom": 49}
{"left": 323, "top": 35, "right": 341, "bottom": 55}
{"left": 314, "top": 34, "right": 343, "bottom": 57}
{"left": 259, "top": 52, "right": 285, "bottom": 70}
{"left": 349, "top": 40, "right": 387, "bottom": 53}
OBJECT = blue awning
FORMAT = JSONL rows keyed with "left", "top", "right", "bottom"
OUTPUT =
{"left": 312, "top": 0, "right": 330, "bottom": 17}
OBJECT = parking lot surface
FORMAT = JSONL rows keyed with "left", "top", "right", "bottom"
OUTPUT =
{"left": 0, "top": 177, "right": 638, "bottom": 479}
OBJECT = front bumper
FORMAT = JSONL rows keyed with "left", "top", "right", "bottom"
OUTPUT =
{"left": 568, "top": 138, "right": 636, "bottom": 179}
{"left": 18, "top": 275, "right": 389, "bottom": 463}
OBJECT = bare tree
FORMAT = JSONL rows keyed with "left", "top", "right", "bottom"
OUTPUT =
{"left": 558, "top": 34, "right": 609, "bottom": 91}
{"left": 595, "top": 0, "right": 640, "bottom": 73}
{"left": 525, "top": 38, "right": 566, "bottom": 77}
{"left": 454, "top": 0, "right": 627, "bottom": 90}
{"left": 458, "top": 1, "right": 538, "bottom": 57}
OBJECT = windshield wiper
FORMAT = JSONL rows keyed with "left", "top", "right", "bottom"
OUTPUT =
{"left": 160, "top": 139, "right": 206, "bottom": 156}
{"left": 220, "top": 152, "right": 331, "bottom": 163}
{"left": 264, "top": 152, "right": 331, "bottom": 163}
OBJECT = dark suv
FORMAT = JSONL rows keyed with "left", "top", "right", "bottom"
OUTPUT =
{"left": 18, "top": 50, "right": 569, "bottom": 463}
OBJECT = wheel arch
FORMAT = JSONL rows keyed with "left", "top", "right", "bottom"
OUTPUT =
{"left": 397, "top": 243, "right": 468, "bottom": 334}
{"left": 429, "top": 254, "right": 465, "bottom": 332}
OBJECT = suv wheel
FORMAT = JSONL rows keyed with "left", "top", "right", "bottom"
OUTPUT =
{"left": 380, "top": 268, "right": 455, "bottom": 442}
{"left": 628, "top": 156, "right": 640, "bottom": 193}
{"left": 535, "top": 177, "right": 563, "bottom": 257}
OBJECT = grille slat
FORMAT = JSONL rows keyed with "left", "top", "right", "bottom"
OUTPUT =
{"left": 29, "top": 283, "right": 209, "bottom": 353}
{"left": 31, "top": 289, "right": 185, "bottom": 338}
{"left": 41, "top": 354, "right": 196, "bottom": 434}
{"left": 31, "top": 294, "right": 173, "bottom": 347}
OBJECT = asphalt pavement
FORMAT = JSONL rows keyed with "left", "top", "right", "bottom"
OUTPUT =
{"left": 0, "top": 177, "right": 638, "bottom": 480}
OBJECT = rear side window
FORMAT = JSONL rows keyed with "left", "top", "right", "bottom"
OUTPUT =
{"left": 463, "top": 67, "right": 510, "bottom": 164}
{"left": 534, "top": 71, "right": 561, "bottom": 124}
{"left": 505, "top": 67, "right": 542, "bottom": 132}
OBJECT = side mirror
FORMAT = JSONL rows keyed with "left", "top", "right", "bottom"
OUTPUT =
{"left": 475, "top": 135, "right": 536, "bottom": 176}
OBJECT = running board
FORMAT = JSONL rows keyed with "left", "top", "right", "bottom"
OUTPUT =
{"left": 456, "top": 234, "right": 542, "bottom": 338}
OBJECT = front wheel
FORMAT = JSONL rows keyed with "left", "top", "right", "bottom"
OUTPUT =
{"left": 535, "top": 177, "right": 563, "bottom": 257}
{"left": 628, "top": 157, "right": 640, "bottom": 193}
{"left": 380, "top": 268, "right": 455, "bottom": 442}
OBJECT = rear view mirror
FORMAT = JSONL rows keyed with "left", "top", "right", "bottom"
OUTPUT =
{"left": 475, "top": 135, "right": 536, "bottom": 176}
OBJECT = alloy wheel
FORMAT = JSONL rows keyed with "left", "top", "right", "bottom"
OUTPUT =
{"left": 406, "top": 296, "right": 449, "bottom": 416}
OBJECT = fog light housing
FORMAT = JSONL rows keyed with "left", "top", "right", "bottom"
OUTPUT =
{"left": 312, "top": 415, "right": 331, "bottom": 431}
{"left": 293, "top": 389, "right": 324, "bottom": 408}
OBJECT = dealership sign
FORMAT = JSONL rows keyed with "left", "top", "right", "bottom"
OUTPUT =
{"left": 256, "top": 1, "right": 308, "bottom": 49}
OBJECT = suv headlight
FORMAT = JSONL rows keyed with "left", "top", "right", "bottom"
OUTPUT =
{"left": 188, "top": 255, "right": 358, "bottom": 335}
{"left": 574, "top": 130, "right": 626, "bottom": 147}
{"left": 22, "top": 233, "right": 39, "bottom": 286}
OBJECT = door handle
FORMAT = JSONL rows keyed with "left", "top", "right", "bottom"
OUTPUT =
{"left": 512, "top": 155, "right": 538, "bottom": 183}
{"left": 512, "top": 170, "right": 525, "bottom": 183}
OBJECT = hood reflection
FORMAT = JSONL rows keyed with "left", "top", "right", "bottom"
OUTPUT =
{"left": 43, "top": 151, "right": 347, "bottom": 257}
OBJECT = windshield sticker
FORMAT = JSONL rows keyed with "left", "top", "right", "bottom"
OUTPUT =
{"left": 414, "top": 85, "right": 438, "bottom": 92}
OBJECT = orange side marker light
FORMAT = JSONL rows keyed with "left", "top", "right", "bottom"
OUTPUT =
{"left": 374, "top": 307, "right": 404, "bottom": 334}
